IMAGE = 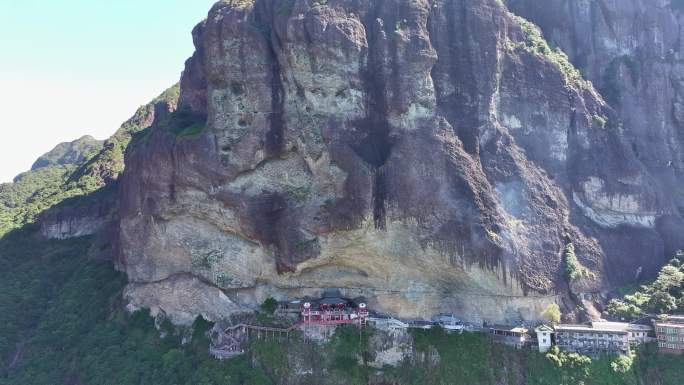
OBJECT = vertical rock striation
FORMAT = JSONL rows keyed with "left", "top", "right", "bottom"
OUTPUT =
{"left": 507, "top": 0, "right": 684, "bottom": 284}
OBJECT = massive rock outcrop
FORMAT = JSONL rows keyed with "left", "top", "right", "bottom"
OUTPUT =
{"left": 115, "top": 0, "right": 684, "bottom": 325}
{"left": 507, "top": 0, "right": 684, "bottom": 284}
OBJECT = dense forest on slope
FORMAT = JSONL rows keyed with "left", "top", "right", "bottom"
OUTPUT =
{"left": 0, "top": 228, "right": 271, "bottom": 385}
{"left": 607, "top": 252, "right": 684, "bottom": 319}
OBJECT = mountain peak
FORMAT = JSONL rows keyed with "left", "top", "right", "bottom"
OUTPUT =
{"left": 31, "top": 135, "right": 104, "bottom": 171}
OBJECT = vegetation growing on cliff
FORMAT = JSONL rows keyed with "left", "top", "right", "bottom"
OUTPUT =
{"left": 607, "top": 251, "right": 684, "bottom": 319}
{"left": 0, "top": 165, "right": 101, "bottom": 237}
{"left": 73, "top": 83, "right": 179, "bottom": 180}
{"left": 509, "top": 13, "right": 590, "bottom": 90}
{"left": 563, "top": 243, "right": 595, "bottom": 282}
{"left": 173, "top": 122, "right": 206, "bottom": 138}
{"left": 541, "top": 303, "right": 562, "bottom": 324}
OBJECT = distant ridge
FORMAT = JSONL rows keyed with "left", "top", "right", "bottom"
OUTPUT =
{"left": 31, "top": 135, "right": 104, "bottom": 171}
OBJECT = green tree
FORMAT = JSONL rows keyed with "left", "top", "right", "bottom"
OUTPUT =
{"left": 650, "top": 265, "right": 684, "bottom": 294}
{"left": 649, "top": 292, "right": 678, "bottom": 314}
{"left": 541, "top": 303, "right": 562, "bottom": 324}
{"left": 606, "top": 299, "right": 643, "bottom": 319}
{"left": 563, "top": 243, "right": 595, "bottom": 282}
{"left": 260, "top": 297, "right": 278, "bottom": 314}
{"left": 611, "top": 353, "right": 634, "bottom": 374}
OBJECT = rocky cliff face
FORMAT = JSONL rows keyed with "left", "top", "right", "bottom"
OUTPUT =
{"left": 507, "top": 0, "right": 684, "bottom": 286}
{"left": 115, "top": 0, "right": 684, "bottom": 325}
{"left": 36, "top": 87, "right": 179, "bottom": 251}
{"left": 40, "top": 203, "right": 110, "bottom": 240}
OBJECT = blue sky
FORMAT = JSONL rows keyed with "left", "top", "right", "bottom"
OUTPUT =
{"left": 0, "top": 0, "right": 216, "bottom": 182}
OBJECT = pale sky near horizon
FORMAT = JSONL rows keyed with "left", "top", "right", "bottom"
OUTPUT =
{"left": 0, "top": 0, "right": 216, "bottom": 182}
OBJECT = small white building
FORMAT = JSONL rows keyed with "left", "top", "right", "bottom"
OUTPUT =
{"left": 535, "top": 325, "right": 554, "bottom": 353}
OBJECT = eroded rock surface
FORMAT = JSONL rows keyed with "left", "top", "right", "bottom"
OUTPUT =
{"left": 507, "top": 0, "right": 684, "bottom": 284}
{"left": 124, "top": 274, "right": 246, "bottom": 325}
{"left": 40, "top": 204, "right": 110, "bottom": 240}
{"left": 115, "top": 0, "right": 684, "bottom": 325}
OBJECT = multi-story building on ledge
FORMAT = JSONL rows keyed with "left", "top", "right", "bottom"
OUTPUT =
{"left": 654, "top": 315, "right": 684, "bottom": 355}
{"left": 590, "top": 321, "right": 653, "bottom": 346}
{"left": 554, "top": 324, "right": 629, "bottom": 357}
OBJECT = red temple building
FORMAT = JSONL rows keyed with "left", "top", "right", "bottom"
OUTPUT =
{"left": 300, "top": 291, "right": 369, "bottom": 325}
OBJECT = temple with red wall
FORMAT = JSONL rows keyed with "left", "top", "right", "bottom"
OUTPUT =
{"left": 299, "top": 291, "right": 369, "bottom": 326}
